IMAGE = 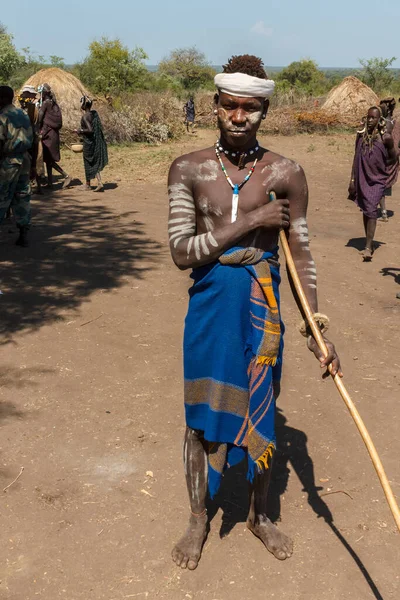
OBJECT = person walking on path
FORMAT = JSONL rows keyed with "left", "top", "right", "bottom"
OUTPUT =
{"left": 37, "top": 83, "right": 71, "bottom": 189}
{"left": 183, "top": 96, "right": 196, "bottom": 134}
{"left": 168, "top": 54, "right": 341, "bottom": 570}
{"left": 0, "top": 86, "right": 33, "bottom": 247}
{"left": 75, "top": 96, "right": 108, "bottom": 192}
{"left": 348, "top": 106, "right": 397, "bottom": 261}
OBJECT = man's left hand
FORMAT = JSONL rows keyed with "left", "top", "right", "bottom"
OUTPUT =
{"left": 307, "top": 336, "right": 343, "bottom": 378}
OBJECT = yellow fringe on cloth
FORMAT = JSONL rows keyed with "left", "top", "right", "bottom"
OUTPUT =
{"left": 256, "top": 355, "right": 277, "bottom": 367}
{"left": 255, "top": 442, "right": 275, "bottom": 471}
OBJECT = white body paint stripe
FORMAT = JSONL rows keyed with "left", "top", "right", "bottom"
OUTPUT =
{"left": 200, "top": 234, "right": 210, "bottom": 255}
{"left": 168, "top": 217, "right": 192, "bottom": 224}
{"left": 194, "top": 237, "right": 201, "bottom": 260}
{"left": 170, "top": 207, "right": 195, "bottom": 215}
{"left": 170, "top": 199, "right": 195, "bottom": 209}
{"left": 168, "top": 223, "right": 196, "bottom": 233}
{"left": 208, "top": 233, "right": 218, "bottom": 247}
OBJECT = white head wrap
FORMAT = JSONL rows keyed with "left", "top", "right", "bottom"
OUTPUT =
{"left": 214, "top": 72, "right": 275, "bottom": 99}
{"left": 21, "top": 85, "right": 37, "bottom": 94}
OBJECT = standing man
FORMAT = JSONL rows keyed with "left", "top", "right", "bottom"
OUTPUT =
{"left": 183, "top": 96, "right": 196, "bottom": 134}
{"left": 168, "top": 55, "right": 342, "bottom": 570}
{"left": 37, "top": 83, "right": 71, "bottom": 189}
{"left": 348, "top": 106, "right": 396, "bottom": 260}
{"left": 0, "top": 86, "right": 33, "bottom": 247}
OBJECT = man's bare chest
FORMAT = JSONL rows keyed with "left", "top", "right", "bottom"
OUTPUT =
{"left": 192, "top": 165, "right": 286, "bottom": 220}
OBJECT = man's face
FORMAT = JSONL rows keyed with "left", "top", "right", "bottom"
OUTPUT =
{"left": 216, "top": 92, "right": 267, "bottom": 148}
{"left": 367, "top": 108, "right": 380, "bottom": 133}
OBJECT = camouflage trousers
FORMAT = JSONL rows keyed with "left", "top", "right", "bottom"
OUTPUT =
{"left": 0, "top": 154, "right": 32, "bottom": 227}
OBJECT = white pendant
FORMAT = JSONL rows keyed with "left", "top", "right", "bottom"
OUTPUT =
{"left": 231, "top": 185, "right": 239, "bottom": 223}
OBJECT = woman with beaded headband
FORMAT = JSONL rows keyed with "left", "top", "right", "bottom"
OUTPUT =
{"left": 167, "top": 54, "right": 341, "bottom": 570}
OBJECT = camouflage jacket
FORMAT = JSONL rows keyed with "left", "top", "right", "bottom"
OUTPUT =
{"left": 0, "top": 104, "right": 33, "bottom": 165}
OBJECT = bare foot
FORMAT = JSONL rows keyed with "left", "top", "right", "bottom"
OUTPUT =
{"left": 63, "top": 176, "right": 71, "bottom": 189}
{"left": 171, "top": 513, "right": 208, "bottom": 570}
{"left": 362, "top": 247, "right": 373, "bottom": 262}
{"left": 247, "top": 516, "right": 293, "bottom": 560}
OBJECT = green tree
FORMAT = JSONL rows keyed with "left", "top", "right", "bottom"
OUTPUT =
{"left": 0, "top": 23, "right": 23, "bottom": 83}
{"left": 277, "top": 59, "right": 327, "bottom": 94}
{"left": 158, "top": 47, "right": 216, "bottom": 90}
{"left": 49, "top": 55, "right": 65, "bottom": 69}
{"left": 8, "top": 47, "right": 46, "bottom": 90}
{"left": 358, "top": 57, "right": 397, "bottom": 93}
{"left": 76, "top": 38, "right": 148, "bottom": 95}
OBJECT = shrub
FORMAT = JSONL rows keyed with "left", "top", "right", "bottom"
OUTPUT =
{"left": 99, "top": 92, "right": 183, "bottom": 144}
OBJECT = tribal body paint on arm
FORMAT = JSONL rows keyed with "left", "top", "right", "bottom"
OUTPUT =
{"left": 284, "top": 164, "right": 318, "bottom": 313}
{"left": 168, "top": 158, "right": 260, "bottom": 270}
{"left": 168, "top": 182, "right": 219, "bottom": 266}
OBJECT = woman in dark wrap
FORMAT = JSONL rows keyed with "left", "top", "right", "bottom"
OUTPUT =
{"left": 77, "top": 96, "right": 108, "bottom": 192}
{"left": 348, "top": 106, "right": 396, "bottom": 261}
{"left": 37, "top": 84, "right": 71, "bottom": 189}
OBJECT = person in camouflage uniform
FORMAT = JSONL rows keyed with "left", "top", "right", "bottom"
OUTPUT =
{"left": 0, "top": 86, "right": 33, "bottom": 247}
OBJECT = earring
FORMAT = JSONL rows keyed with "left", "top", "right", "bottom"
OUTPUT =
{"left": 214, "top": 109, "right": 218, "bottom": 115}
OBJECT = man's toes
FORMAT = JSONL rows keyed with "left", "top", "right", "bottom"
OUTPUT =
{"left": 187, "top": 558, "right": 199, "bottom": 570}
{"left": 275, "top": 549, "right": 288, "bottom": 560}
{"left": 180, "top": 556, "right": 189, "bottom": 569}
{"left": 172, "top": 548, "right": 183, "bottom": 566}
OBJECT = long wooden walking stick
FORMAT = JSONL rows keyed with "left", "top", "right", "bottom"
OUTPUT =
{"left": 270, "top": 191, "right": 400, "bottom": 533}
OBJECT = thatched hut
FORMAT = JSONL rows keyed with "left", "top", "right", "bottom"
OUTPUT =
{"left": 22, "top": 68, "right": 92, "bottom": 131}
{"left": 322, "top": 76, "right": 379, "bottom": 124}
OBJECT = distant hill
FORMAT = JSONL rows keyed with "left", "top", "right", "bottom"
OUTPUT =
{"left": 146, "top": 65, "right": 400, "bottom": 77}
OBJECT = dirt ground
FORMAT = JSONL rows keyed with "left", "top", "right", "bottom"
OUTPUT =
{"left": 1, "top": 130, "right": 399, "bottom": 600}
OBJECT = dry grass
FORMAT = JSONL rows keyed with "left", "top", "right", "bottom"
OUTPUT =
{"left": 60, "top": 129, "right": 356, "bottom": 188}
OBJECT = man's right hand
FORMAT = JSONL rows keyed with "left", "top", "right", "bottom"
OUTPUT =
{"left": 251, "top": 198, "right": 290, "bottom": 230}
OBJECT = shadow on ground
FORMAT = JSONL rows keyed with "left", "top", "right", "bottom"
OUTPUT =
{"left": 207, "top": 409, "right": 384, "bottom": 600}
{"left": 381, "top": 267, "right": 400, "bottom": 286}
{"left": 0, "top": 365, "right": 55, "bottom": 389}
{"left": 0, "top": 189, "right": 161, "bottom": 340}
{"left": 346, "top": 237, "right": 385, "bottom": 252}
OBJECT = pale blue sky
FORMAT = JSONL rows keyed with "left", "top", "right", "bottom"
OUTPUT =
{"left": 2, "top": 0, "right": 400, "bottom": 68}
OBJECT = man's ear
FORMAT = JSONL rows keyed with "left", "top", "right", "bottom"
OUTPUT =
{"left": 262, "top": 99, "right": 270, "bottom": 119}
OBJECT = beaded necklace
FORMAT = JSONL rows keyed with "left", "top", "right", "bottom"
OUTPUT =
{"left": 216, "top": 140, "right": 260, "bottom": 169}
{"left": 215, "top": 143, "right": 258, "bottom": 223}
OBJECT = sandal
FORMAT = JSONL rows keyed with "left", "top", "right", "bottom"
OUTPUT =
{"left": 362, "top": 248, "right": 373, "bottom": 261}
